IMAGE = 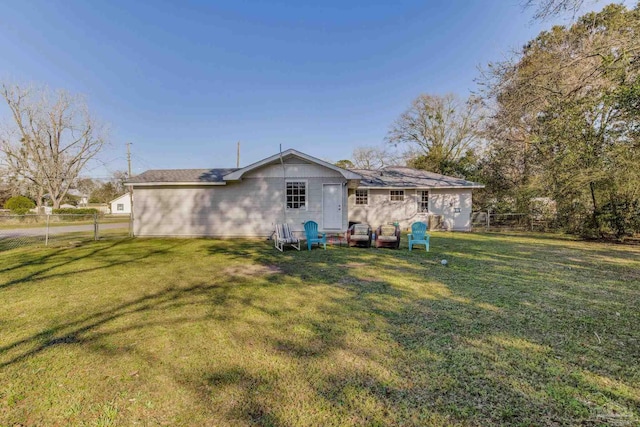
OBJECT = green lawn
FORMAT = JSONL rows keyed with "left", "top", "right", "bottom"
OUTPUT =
{"left": 1, "top": 233, "right": 638, "bottom": 426}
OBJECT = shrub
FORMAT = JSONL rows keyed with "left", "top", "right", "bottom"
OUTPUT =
{"left": 4, "top": 196, "right": 35, "bottom": 214}
{"left": 11, "top": 207, "right": 32, "bottom": 215}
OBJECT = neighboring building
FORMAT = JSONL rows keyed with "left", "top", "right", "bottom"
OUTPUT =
{"left": 126, "top": 149, "right": 361, "bottom": 238}
{"left": 109, "top": 194, "right": 132, "bottom": 215}
{"left": 87, "top": 203, "right": 110, "bottom": 214}
{"left": 348, "top": 167, "right": 484, "bottom": 231}
{"left": 67, "top": 189, "right": 89, "bottom": 206}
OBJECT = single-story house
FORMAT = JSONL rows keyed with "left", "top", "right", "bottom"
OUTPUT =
{"left": 348, "top": 167, "right": 484, "bottom": 231}
{"left": 127, "top": 149, "right": 484, "bottom": 237}
{"left": 126, "top": 149, "right": 362, "bottom": 238}
{"left": 109, "top": 193, "right": 132, "bottom": 215}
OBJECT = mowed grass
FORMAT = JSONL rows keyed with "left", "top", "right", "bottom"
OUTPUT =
{"left": 0, "top": 233, "right": 639, "bottom": 426}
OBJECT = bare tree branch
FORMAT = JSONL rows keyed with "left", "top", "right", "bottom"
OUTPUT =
{"left": 0, "top": 83, "right": 107, "bottom": 208}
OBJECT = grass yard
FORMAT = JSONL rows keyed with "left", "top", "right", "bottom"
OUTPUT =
{"left": 1, "top": 233, "right": 639, "bottom": 426}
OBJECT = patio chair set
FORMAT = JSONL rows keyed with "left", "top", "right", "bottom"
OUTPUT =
{"left": 346, "top": 222, "right": 430, "bottom": 251}
{"left": 274, "top": 220, "right": 326, "bottom": 252}
{"left": 275, "top": 221, "right": 430, "bottom": 252}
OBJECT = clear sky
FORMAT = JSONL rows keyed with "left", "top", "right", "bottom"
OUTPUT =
{"left": 0, "top": 0, "right": 612, "bottom": 177}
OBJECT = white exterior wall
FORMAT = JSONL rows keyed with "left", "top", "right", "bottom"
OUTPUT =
{"left": 133, "top": 164, "right": 349, "bottom": 238}
{"left": 428, "top": 188, "right": 473, "bottom": 231}
{"left": 110, "top": 194, "right": 132, "bottom": 215}
{"left": 348, "top": 188, "right": 473, "bottom": 231}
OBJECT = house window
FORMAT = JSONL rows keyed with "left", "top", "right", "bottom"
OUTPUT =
{"left": 418, "top": 191, "right": 429, "bottom": 212}
{"left": 286, "top": 181, "right": 306, "bottom": 209}
{"left": 117, "top": 203, "right": 124, "bottom": 211}
{"left": 355, "top": 189, "right": 368, "bottom": 205}
{"left": 390, "top": 190, "right": 404, "bottom": 202}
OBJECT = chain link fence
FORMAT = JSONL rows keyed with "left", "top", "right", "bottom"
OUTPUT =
{"left": 0, "top": 214, "right": 132, "bottom": 251}
{"left": 471, "top": 212, "right": 557, "bottom": 232}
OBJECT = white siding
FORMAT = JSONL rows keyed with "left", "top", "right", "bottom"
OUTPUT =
{"left": 109, "top": 194, "right": 132, "bottom": 215}
{"left": 428, "top": 189, "right": 473, "bottom": 231}
{"left": 133, "top": 176, "right": 348, "bottom": 238}
{"left": 348, "top": 188, "right": 473, "bottom": 231}
{"left": 244, "top": 162, "right": 344, "bottom": 179}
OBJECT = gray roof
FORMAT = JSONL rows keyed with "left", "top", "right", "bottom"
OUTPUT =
{"left": 352, "top": 166, "right": 484, "bottom": 189}
{"left": 127, "top": 168, "right": 238, "bottom": 184}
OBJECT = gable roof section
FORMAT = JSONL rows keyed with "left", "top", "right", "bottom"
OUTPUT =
{"left": 126, "top": 149, "right": 361, "bottom": 186}
{"left": 127, "top": 168, "right": 238, "bottom": 186}
{"left": 353, "top": 166, "right": 484, "bottom": 189}
{"left": 223, "top": 149, "right": 362, "bottom": 181}
{"left": 108, "top": 193, "right": 130, "bottom": 204}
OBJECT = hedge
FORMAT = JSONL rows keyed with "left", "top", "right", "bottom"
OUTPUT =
{"left": 52, "top": 208, "right": 99, "bottom": 215}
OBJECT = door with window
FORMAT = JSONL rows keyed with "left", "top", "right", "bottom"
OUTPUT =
{"left": 322, "top": 184, "right": 342, "bottom": 229}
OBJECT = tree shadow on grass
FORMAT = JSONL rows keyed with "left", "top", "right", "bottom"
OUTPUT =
{"left": 0, "top": 239, "right": 191, "bottom": 290}
{"left": 205, "top": 238, "right": 640, "bottom": 425}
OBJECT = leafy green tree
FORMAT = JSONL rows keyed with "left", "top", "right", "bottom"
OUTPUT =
{"left": 481, "top": 4, "right": 640, "bottom": 237}
{"left": 89, "top": 182, "right": 119, "bottom": 204}
{"left": 334, "top": 159, "right": 355, "bottom": 169}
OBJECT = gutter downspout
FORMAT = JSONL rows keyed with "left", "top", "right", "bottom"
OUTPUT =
{"left": 280, "top": 144, "right": 286, "bottom": 224}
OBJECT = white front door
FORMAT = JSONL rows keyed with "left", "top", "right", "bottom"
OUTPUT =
{"left": 322, "top": 184, "right": 342, "bottom": 230}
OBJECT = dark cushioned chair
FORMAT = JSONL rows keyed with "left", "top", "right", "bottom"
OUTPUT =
{"left": 375, "top": 224, "right": 400, "bottom": 249}
{"left": 347, "top": 223, "right": 372, "bottom": 247}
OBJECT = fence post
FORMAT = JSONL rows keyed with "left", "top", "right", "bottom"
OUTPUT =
{"left": 94, "top": 213, "right": 98, "bottom": 241}
{"left": 45, "top": 214, "right": 50, "bottom": 246}
{"left": 486, "top": 209, "right": 490, "bottom": 231}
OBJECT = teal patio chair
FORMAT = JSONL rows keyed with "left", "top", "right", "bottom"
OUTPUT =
{"left": 304, "top": 221, "right": 326, "bottom": 251}
{"left": 408, "top": 221, "right": 430, "bottom": 251}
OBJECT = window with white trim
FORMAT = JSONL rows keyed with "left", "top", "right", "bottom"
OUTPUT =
{"left": 390, "top": 190, "right": 404, "bottom": 202}
{"left": 418, "top": 191, "right": 429, "bottom": 212}
{"left": 355, "top": 189, "right": 368, "bottom": 205}
{"left": 286, "top": 181, "right": 306, "bottom": 209}
{"left": 117, "top": 203, "right": 124, "bottom": 211}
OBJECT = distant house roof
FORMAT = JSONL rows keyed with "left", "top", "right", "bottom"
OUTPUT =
{"left": 127, "top": 168, "right": 238, "bottom": 185}
{"left": 353, "top": 167, "right": 484, "bottom": 189}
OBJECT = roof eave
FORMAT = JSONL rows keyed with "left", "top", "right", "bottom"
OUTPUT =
{"left": 126, "top": 182, "right": 227, "bottom": 187}
{"left": 358, "top": 185, "right": 485, "bottom": 190}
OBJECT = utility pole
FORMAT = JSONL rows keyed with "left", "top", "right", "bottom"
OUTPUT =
{"left": 127, "top": 142, "right": 133, "bottom": 178}
{"left": 126, "top": 142, "right": 134, "bottom": 237}
{"left": 236, "top": 141, "right": 240, "bottom": 168}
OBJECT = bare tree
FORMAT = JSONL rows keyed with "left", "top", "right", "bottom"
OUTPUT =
{"left": 522, "top": 0, "right": 589, "bottom": 20}
{"left": 351, "top": 145, "right": 398, "bottom": 170}
{"left": 386, "top": 94, "right": 485, "bottom": 175}
{"left": 0, "top": 83, "right": 106, "bottom": 208}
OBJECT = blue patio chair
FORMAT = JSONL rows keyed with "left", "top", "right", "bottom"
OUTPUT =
{"left": 408, "top": 221, "right": 430, "bottom": 251}
{"left": 303, "top": 221, "right": 326, "bottom": 251}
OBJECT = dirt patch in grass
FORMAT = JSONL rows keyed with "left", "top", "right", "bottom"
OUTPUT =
{"left": 222, "top": 264, "right": 283, "bottom": 277}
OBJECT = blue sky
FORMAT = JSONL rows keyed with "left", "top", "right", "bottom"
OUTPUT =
{"left": 0, "top": 0, "right": 611, "bottom": 176}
